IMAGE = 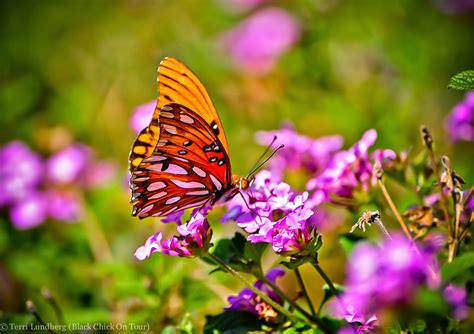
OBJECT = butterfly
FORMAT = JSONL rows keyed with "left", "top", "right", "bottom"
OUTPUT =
{"left": 129, "top": 57, "right": 252, "bottom": 218}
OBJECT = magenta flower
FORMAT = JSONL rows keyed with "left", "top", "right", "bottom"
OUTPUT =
{"left": 256, "top": 123, "right": 343, "bottom": 179}
{"left": 9, "top": 192, "right": 48, "bottom": 230}
{"left": 0, "top": 141, "right": 43, "bottom": 206}
{"left": 46, "top": 144, "right": 91, "bottom": 184}
{"left": 81, "top": 160, "right": 117, "bottom": 189}
{"left": 135, "top": 212, "right": 213, "bottom": 259}
{"left": 1, "top": 140, "right": 116, "bottom": 229}
{"left": 443, "top": 284, "right": 468, "bottom": 319}
{"left": 221, "top": 7, "right": 300, "bottom": 75}
{"left": 306, "top": 129, "right": 378, "bottom": 206}
{"left": 46, "top": 191, "right": 83, "bottom": 223}
{"left": 225, "top": 170, "right": 316, "bottom": 255}
{"left": 225, "top": 268, "right": 284, "bottom": 321}
{"left": 331, "top": 234, "right": 440, "bottom": 325}
{"left": 130, "top": 100, "right": 156, "bottom": 133}
{"left": 445, "top": 91, "right": 474, "bottom": 143}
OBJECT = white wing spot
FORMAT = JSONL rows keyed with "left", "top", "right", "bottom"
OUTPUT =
{"left": 210, "top": 174, "right": 222, "bottom": 191}
{"left": 163, "top": 124, "right": 177, "bottom": 135}
{"left": 192, "top": 166, "right": 206, "bottom": 177}
{"left": 171, "top": 179, "right": 206, "bottom": 189}
{"left": 139, "top": 204, "right": 154, "bottom": 216}
{"left": 180, "top": 114, "right": 194, "bottom": 124}
{"left": 146, "top": 156, "right": 167, "bottom": 162}
{"left": 167, "top": 164, "right": 188, "bottom": 175}
{"left": 147, "top": 182, "right": 166, "bottom": 191}
{"left": 132, "top": 176, "right": 150, "bottom": 182}
{"left": 160, "top": 111, "right": 174, "bottom": 118}
{"left": 161, "top": 105, "right": 173, "bottom": 111}
{"left": 166, "top": 197, "right": 181, "bottom": 205}
{"left": 149, "top": 191, "right": 167, "bottom": 200}
{"left": 174, "top": 157, "right": 189, "bottom": 163}
{"left": 186, "top": 190, "right": 210, "bottom": 196}
{"left": 146, "top": 164, "right": 163, "bottom": 172}
{"left": 179, "top": 199, "right": 208, "bottom": 211}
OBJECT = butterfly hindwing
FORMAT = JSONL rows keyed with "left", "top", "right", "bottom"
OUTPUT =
{"left": 128, "top": 57, "right": 229, "bottom": 173}
{"left": 130, "top": 103, "right": 232, "bottom": 218}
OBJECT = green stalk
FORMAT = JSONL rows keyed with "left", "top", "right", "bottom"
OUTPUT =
{"left": 207, "top": 253, "right": 298, "bottom": 321}
{"left": 294, "top": 268, "right": 316, "bottom": 317}
{"left": 258, "top": 273, "right": 319, "bottom": 324}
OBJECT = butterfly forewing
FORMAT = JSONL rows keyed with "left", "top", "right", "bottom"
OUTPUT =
{"left": 130, "top": 103, "right": 232, "bottom": 218}
{"left": 129, "top": 57, "right": 229, "bottom": 173}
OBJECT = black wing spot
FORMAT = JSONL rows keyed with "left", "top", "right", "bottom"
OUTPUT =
{"left": 218, "top": 159, "right": 225, "bottom": 166}
{"left": 209, "top": 157, "right": 218, "bottom": 163}
{"left": 210, "top": 121, "right": 220, "bottom": 135}
{"left": 161, "top": 162, "right": 170, "bottom": 172}
{"left": 183, "top": 140, "right": 192, "bottom": 147}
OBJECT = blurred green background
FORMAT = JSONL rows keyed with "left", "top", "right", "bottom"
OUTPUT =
{"left": 1, "top": 0, "right": 472, "bottom": 331}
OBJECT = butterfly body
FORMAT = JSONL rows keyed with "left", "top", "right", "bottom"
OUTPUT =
{"left": 129, "top": 58, "right": 250, "bottom": 218}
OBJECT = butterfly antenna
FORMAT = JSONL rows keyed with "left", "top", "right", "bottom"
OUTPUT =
{"left": 246, "top": 136, "right": 278, "bottom": 178}
{"left": 238, "top": 191, "right": 260, "bottom": 217}
{"left": 246, "top": 144, "right": 284, "bottom": 178}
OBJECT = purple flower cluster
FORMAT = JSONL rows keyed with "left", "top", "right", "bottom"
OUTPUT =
{"left": 256, "top": 123, "right": 344, "bottom": 180}
{"left": 307, "top": 129, "right": 396, "bottom": 206}
{"left": 331, "top": 235, "right": 441, "bottom": 328}
{"left": 443, "top": 284, "right": 468, "bottom": 319}
{"left": 130, "top": 101, "right": 156, "bottom": 133}
{"left": 0, "top": 141, "right": 116, "bottom": 229}
{"left": 221, "top": 7, "right": 300, "bottom": 75}
{"left": 226, "top": 267, "right": 284, "bottom": 321}
{"left": 445, "top": 91, "right": 474, "bottom": 143}
{"left": 135, "top": 212, "right": 213, "bottom": 259}
{"left": 224, "top": 170, "right": 316, "bottom": 255}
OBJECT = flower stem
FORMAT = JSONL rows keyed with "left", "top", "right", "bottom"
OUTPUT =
{"left": 310, "top": 261, "right": 339, "bottom": 301}
{"left": 420, "top": 126, "right": 452, "bottom": 226}
{"left": 258, "top": 273, "right": 317, "bottom": 323}
{"left": 373, "top": 162, "right": 413, "bottom": 241}
{"left": 26, "top": 300, "right": 54, "bottom": 334}
{"left": 207, "top": 253, "right": 298, "bottom": 322}
{"left": 294, "top": 268, "right": 316, "bottom": 317}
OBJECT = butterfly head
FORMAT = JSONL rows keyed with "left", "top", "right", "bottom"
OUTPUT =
{"left": 233, "top": 174, "right": 253, "bottom": 190}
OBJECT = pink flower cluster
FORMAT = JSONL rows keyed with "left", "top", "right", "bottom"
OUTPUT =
{"left": 0, "top": 141, "right": 116, "bottom": 229}
{"left": 135, "top": 212, "right": 212, "bottom": 258}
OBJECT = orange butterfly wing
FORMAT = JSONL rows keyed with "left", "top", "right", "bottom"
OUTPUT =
{"left": 130, "top": 103, "right": 232, "bottom": 218}
{"left": 129, "top": 57, "right": 229, "bottom": 173}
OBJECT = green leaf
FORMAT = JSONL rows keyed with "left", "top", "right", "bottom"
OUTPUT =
{"left": 244, "top": 241, "right": 267, "bottom": 265}
{"left": 441, "top": 252, "right": 474, "bottom": 282}
{"left": 280, "top": 256, "right": 309, "bottom": 270}
{"left": 409, "top": 319, "right": 426, "bottom": 333}
{"left": 318, "top": 283, "right": 344, "bottom": 312}
{"left": 414, "top": 288, "right": 449, "bottom": 316}
{"left": 448, "top": 70, "right": 474, "bottom": 90}
{"left": 204, "top": 311, "right": 263, "bottom": 334}
{"left": 206, "top": 233, "right": 262, "bottom": 273}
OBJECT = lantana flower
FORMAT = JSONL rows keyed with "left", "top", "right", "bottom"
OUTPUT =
{"left": 0, "top": 140, "right": 116, "bottom": 229}
{"left": 135, "top": 212, "right": 213, "bottom": 259}
{"left": 224, "top": 170, "right": 316, "bottom": 255}
{"left": 130, "top": 100, "right": 156, "bottom": 133}
{"left": 256, "top": 123, "right": 344, "bottom": 180}
{"left": 221, "top": 7, "right": 301, "bottom": 75}
{"left": 445, "top": 91, "right": 474, "bottom": 143}
{"left": 306, "top": 129, "right": 398, "bottom": 206}
{"left": 225, "top": 267, "right": 285, "bottom": 322}
{"left": 330, "top": 234, "right": 449, "bottom": 328}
